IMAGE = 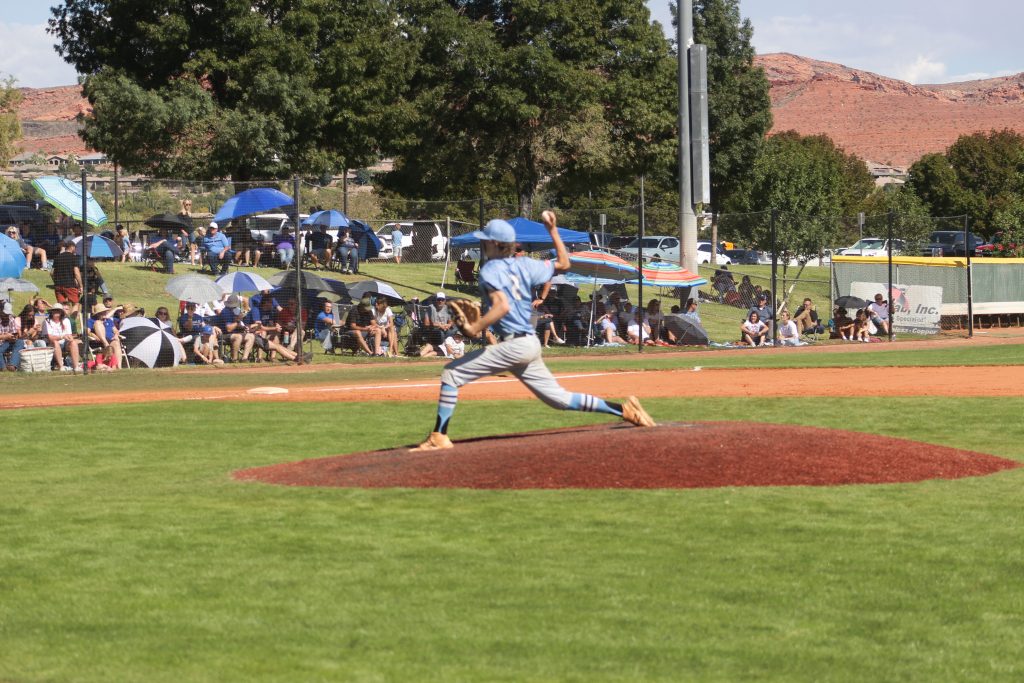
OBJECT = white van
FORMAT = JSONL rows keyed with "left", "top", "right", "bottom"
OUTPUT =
{"left": 375, "top": 221, "right": 448, "bottom": 261}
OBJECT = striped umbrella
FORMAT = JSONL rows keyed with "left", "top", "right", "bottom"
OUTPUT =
{"left": 568, "top": 251, "right": 638, "bottom": 280}
{"left": 73, "top": 235, "right": 123, "bottom": 259}
{"left": 31, "top": 176, "right": 108, "bottom": 227}
{"left": 120, "top": 317, "right": 184, "bottom": 368}
{"left": 627, "top": 262, "right": 708, "bottom": 288}
{"left": 216, "top": 270, "right": 274, "bottom": 293}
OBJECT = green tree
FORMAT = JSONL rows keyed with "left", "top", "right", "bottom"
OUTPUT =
{"left": 858, "top": 185, "right": 934, "bottom": 250}
{"left": 691, "top": 0, "right": 773, "bottom": 214}
{"left": 49, "top": 1, "right": 412, "bottom": 182}
{"left": 743, "top": 131, "right": 873, "bottom": 260}
{"left": 385, "top": 0, "right": 675, "bottom": 216}
{"left": 0, "top": 74, "right": 22, "bottom": 168}
{"left": 907, "top": 131, "right": 1024, "bottom": 232}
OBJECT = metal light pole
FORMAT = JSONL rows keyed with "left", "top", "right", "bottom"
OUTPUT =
{"left": 678, "top": 0, "right": 698, "bottom": 274}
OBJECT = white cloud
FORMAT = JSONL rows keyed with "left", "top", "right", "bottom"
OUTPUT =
{"left": 0, "top": 22, "right": 79, "bottom": 88}
{"left": 897, "top": 56, "right": 947, "bottom": 84}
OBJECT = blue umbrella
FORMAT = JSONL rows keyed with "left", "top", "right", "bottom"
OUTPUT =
{"left": 301, "top": 209, "right": 350, "bottom": 228}
{"left": 31, "top": 176, "right": 108, "bottom": 227}
{"left": 451, "top": 217, "right": 589, "bottom": 250}
{"left": 74, "top": 235, "right": 123, "bottom": 260}
{"left": 214, "top": 188, "right": 294, "bottom": 223}
{"left": 216, "top": 270, "right": 274, "bottom": 293}
{"left": 0, "top": 234, "right": 27, "bottom": 278}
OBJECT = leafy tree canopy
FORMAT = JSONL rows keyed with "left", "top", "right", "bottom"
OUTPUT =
{"left": 49, "top": 0, "right": 414, "bottom": 181}
{"left": 383, "top": 0, "right": 676, "bottom": 216}
{"left": 907, "top": 130, "right": 1024, "bottom": 233}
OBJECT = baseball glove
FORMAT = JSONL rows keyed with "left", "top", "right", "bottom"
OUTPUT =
{"left": 448, "top": 299, "right": 482, "bottom": 336}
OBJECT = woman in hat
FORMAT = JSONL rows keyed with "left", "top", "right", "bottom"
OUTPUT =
{"left": 43, "top": 304, "right": 81, "bottom": 372}
{"left": 88, "top": 302, "right": 123, "bottom": 369}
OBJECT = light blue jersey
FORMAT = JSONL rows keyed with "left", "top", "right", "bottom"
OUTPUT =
{"left": 479, "top": 256, "right": 554, "bottom": 336}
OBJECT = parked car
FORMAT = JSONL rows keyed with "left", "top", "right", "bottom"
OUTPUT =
{"left": 375, "top": 221, "right": 448, "bottom": 261}
{"left": 590, "top": 232, "right": 634, "bottom": 251}
{"left": 724, "top": 248, "right": 764, "bottom": 265}
{"left": 245, "top": 212, "right": 310, "bottom": 242}
{"left": 615, "top": 235, "right": 681, "bottom": 262}
{"left": 696, "top": 241, "right": 732, "bottom": 265}
{"left": 920, "top": 231, "right": 984, "bottom": 257}
{"left": 975, "top": 232, "right": 1002, "bottom": 256}
{"left": 836, "top": 237, "right": 905, "bottom": 257}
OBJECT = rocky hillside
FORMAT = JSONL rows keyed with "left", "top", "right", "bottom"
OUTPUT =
{"left": 14, "top": 55, "right": 1024, "bottom": 167}
{"left": 15, "top": 85, "right": 92, "bottom": 156}
{"left": 757, "top": 53, "right": 1024, "bottom": 166}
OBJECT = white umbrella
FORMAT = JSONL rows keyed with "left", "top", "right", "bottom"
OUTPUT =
{"left": 166, "top": 273, "right": 222, "bottom": 304}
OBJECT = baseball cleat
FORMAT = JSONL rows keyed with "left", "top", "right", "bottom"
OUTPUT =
{"left": 622, "top": 396, "right": 656, "bottom": 427}
{"left": 410, "top": 432, "right": 454, "bottom": 451}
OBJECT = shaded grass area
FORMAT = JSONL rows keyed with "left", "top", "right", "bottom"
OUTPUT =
{"left": 2, "top": 397, "right": 1024, "bottom": 681}
{"left": 2, "top": 342, "right": 1022, "bottom": 396}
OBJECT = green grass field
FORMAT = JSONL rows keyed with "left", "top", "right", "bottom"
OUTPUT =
{"left": 2, "top": 341, "right": 1024, "bottom": 681}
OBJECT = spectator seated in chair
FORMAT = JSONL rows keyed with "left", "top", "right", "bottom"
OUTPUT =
{"left": 373, "top": 296, "right": 399, "bottom": 357}
{"left": 343, "top": 297, "right": 383, "bottom": 356}
{"left": 308, "top": 225, "right": 334, "bottom": 270}
{"left": 213, "top": 295, "right": 255, "bottom": 361}
{"left": 202, "top": 222, "right": 233, "bottom": 275}
{"left": 336, "top": 229, "right": 359, "bottom": 274}
{"left": 597, "top": 312, "right": 626, "bottom": 345}
{"left": 422, "top": 292, "right": 453, "bottom": 347}
{"left": 315, "top": 300, "right": 339, "bottom": 353}
{"left": 7, "top": 226, "right": 47, "bottom": 270}
{"left": 455, "top": 256, "right": 477, "bottom": 287}
{"left": 147, "top": 227, "right": 184, "bottom": 274}
{"left": 0, "top": 301, "right": 25, "bottom": 371}
{"left": 244, "top": 293, "right": 309, "bottom": 363}
{"left": 274, "top": 226, "right": 296, "bottom": 269}
{"left": 793, "top": 298, "right": 825, "bottom": 336}
{"left": 43, "top": 304, "right": 81, "bottom": 372}
{"left": 627, "top": 310, "right": 656, "bottom": 346}
{"left": 868, "top": 293, "right": 890, "bottom": 335}
{"left": 87, "top": 302, "right": 124, "bottom": 370}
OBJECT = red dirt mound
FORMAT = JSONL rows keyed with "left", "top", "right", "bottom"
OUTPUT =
{"left": 234, "top": 422, "right": 1020, "bottom": 490}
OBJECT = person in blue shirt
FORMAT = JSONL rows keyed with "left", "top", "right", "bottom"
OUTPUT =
{"left": 390, "top": 226, "right": 405, "bottom": 263}
{"left": 202, "top": 222, "right": 233, "bottom": 274}
{"left": 412, "top": 211, "right": 655, "bottom": 451}
{"left": 214, "top": 295, "right": 255, "bottom": 361}
{"left": 315, "top": 300, "right": 337, "bottom": 352}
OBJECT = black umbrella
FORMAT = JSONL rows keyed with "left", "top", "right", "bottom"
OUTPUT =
{"left": 597, "top": 283, "right": 629, "bottom": 301}
{"left": 144, "top": 213, "right": 193, "bottom": 231}
{"left": 662, "top": 314, "right": 710, "bottom": 346}
{"left": 120, "top": 317, "right": 183, "bottom": 368}
{"left": 267, "top": 269, "right": 330, "bottom": 292}
{"left": 834, "top": 295, "right": 870, "bottom": 310}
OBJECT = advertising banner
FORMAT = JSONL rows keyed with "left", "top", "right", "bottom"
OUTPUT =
{"left": 851, "top": 282, "right": 943, "bottom": 335}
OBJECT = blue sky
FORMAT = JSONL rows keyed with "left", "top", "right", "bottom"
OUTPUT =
{"left": 1, "top": 1, "right": 1021, "bottom": 87}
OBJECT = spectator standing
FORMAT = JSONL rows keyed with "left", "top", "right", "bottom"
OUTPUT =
{"left": 177, "top": 199, "right": 197, "bottom": 265}
{"left": 391, "top": 226, "right": 405, "bottom": 264}
{"left": 51, "top": 239, "right": 83, "bottom": 318}
{"left": 116, "top": 226, "right": 131, "bottom": 263}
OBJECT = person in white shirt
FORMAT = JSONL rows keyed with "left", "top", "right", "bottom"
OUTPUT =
{"left": 776, "top": 309, "right": 805, "bottom": 346}
{"left": 442, "top": 331, "right": 466, "bottom": 359}
{"left": 868, "top": 294, "right": 889, "bottom": 334}
{"left": 374, "top": 297, "right": 398, "bottom": 357}
{"left": 627, "top": 310, "right": 654, "bottom": 346}
{"left": 740, "top": 311, "right": 769, "bottom": 347}
{"left": 43, "top": 304, "right": 80, "bottom": 371}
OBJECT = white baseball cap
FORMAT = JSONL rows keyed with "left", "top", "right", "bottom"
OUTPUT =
{"left": 435, "top": 292, "right": 447, "bottom": 299}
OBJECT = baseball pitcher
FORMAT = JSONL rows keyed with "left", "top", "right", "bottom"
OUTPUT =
{"left": 413, "top": 210, "right": 655, "bottom": 450}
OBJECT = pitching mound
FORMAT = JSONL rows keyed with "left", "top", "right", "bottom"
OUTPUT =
{"left": 234, "top": 422, "right": 1020, "bottom": 490}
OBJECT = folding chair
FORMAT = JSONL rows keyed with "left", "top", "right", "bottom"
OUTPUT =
{"left": 454, "top": 259, "right": 477, "bottom": 289}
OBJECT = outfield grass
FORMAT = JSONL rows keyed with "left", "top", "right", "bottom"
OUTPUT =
{"left": 2, "top": 396, "right": 1023, "bottom": 682}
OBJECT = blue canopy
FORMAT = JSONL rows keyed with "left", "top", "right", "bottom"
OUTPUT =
{"left": 451, "top": 217, "right": 589, "bottom": 250}
{"left": 214, "top": 188, "right": 294, "bottom": 223}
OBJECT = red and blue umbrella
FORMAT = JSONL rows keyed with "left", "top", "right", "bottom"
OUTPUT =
{"left": 627, "top": 262, "right": 707, "bottom": 288}
{"left": 567, "top": 251, "right": 639, "bottom": 281}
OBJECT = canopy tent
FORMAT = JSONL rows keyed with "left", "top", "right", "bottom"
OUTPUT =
{"left": 213, "top": 187, "right": 294, "bottom": 223}
{"left": 451, "top": 217, "right": 589, "bottom": 250}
